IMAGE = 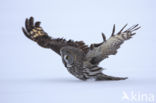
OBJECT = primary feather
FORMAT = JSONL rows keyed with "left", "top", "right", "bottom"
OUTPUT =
{"left": 86, "top": 24, "right": 140, "bottom": 65}
{"left": 22, "top": 17, "right": 89, "bottom": 55}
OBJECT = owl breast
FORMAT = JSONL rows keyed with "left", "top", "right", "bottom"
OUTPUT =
{"left": 66, "top": 64, "right": 103, "bottom": 81}
{"left": 66, "top": 63, "right": 104, "bottom": 80}
{"left": 66, "top": 65, "right": 88, "bottom": 80}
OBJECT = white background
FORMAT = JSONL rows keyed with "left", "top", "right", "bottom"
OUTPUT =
{"left": 0, "top": 0, "right": 156, "bottom": 103}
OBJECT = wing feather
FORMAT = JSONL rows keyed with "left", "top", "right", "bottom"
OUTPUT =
{"left": 86, "top": 24, "right": 141, "bottom": 64}
{"left": 22, "top": 17, "right": 89, "bottom": 55}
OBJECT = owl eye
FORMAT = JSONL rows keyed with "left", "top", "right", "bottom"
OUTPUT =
{"left": 63, "top": 54, "right": 73, "bottom": 65}
{"left": 64, "top": 55, "right": 69, "bottom": 61}
{"left": 65, "top": 55, "right": 69, "bottom": 60}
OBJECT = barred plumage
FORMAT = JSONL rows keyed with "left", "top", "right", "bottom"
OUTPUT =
{"left": 22, "top": 17, "right": 140, "bottom": 81}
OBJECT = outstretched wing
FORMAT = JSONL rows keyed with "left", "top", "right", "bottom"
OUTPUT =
{"left": 22, "top": 17, "right": 89, "bottom": 55}
{"left": 86, "top": 24, "right": 141, "bottom": 64}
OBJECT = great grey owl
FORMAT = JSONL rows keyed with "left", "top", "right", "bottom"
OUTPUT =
{"left": 22, "top": 17, "right": 140, "bottom": 81}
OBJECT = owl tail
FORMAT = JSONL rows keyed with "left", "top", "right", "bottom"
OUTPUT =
{"left": 95, "top": 73, "right": 128, "bottom": 81}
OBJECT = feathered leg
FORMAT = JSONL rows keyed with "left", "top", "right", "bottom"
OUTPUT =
{"left": 95, "top": 73, "right": 128, "bottom": 81}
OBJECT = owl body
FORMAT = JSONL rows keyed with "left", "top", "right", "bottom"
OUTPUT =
{"left": 60, "top": 46, "right": 105, "bottom": 80}
{"left": 66, "top": 62, "right": 104, "bottom": 80}
{"left": 66, "top": 66, "right": 87, "bottom": 80}
{"left": 22, "top": 17, "right": 140, "bottom": 81}
{"left": 60, "top": 46, "right": 88, "bottom": 80}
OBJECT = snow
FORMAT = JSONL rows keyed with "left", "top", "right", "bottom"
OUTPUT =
{"left": 1, "top": 74, "right": 156, "bottom": 103}
{"left": 0, "top": 0, "right": 156, "bottom": 103}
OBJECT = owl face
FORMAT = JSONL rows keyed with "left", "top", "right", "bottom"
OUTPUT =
{"left": 62, "top": 52, "right": 74, "bottom": 67}
{"left": 60, "top": 46, "right": 85, "bottom": 68}
{"left": 64, "top": 54, "right": 73, "bottom": 65}
{"left": 60, "top": 47, "right": 75, "bottom": 67}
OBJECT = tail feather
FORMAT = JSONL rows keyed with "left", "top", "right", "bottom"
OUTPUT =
{"left": 95, "top": 73, "right": 128, "bottom": 81}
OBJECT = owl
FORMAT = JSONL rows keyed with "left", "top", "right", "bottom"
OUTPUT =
{"left": 22, "top": 17, "right": 140, "bottom": 81}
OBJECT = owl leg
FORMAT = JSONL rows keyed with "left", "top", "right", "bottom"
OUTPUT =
{"left": 95, "top": 73, "right": 128, "bottom": 81}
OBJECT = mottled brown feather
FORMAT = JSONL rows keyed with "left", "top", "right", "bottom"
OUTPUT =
{"left": 22, "top": 17, "right": 89, "bottom": 55}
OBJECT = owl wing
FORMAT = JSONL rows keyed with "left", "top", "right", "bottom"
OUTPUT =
{"left": 86, "top": 24, "right": 140, "bottom": 64}
{"left": 22, "top": 17, "right": 89, "bottom": 55}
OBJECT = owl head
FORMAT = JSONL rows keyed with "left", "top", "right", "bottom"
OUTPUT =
{"left": 60, "top": 46, "right": 85, "bottom": 68}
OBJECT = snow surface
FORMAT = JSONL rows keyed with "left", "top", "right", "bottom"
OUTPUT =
{"left": 0, "top": 0, "right": 156, "bottom": 103}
